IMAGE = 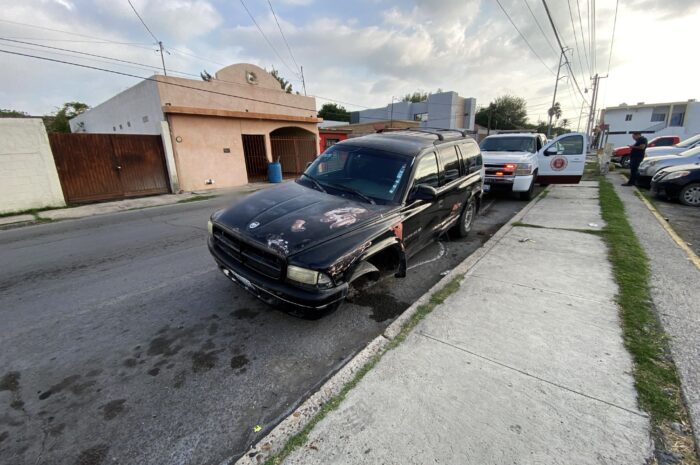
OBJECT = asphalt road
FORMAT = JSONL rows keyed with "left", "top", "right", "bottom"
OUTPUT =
{"left": 0, "top": 188, "right": 537, "bottom": 465}
{"left": 644, "top": 191, "right": 700, "bottom": 256}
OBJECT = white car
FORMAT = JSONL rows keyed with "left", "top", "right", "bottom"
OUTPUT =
{"left": 645, "top": 133, "right": 700, "bottom": 157}
{"left": 637, "top": 146, "right": 700, "bottom": 187}
{"left": 480, "top": 132, "right": 588, "bottom": 199}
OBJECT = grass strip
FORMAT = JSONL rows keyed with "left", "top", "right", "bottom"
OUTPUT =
{"left": 177, "top": 195, "right": 217, "bottom": 203}
{"left": 263, "top": 274, "right": 465, "bottom": 465}
{"left": 599, "top": 176, "right": 699, "bottom": 463}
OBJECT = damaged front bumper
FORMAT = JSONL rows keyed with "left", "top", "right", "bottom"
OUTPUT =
{"left": 208, "top": 238, "right": 348, "bottom": 311}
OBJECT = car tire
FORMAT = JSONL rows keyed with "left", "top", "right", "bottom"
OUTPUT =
{"left": 519, "top": 178, "right": 535, "bottom": 201}
{"left": 455, "top": 197, "right": 476, "bottom": 237}
{"left": 679, "top": 183, "right": 700, "bottom": 207}
{"left": 620, "top": 156, "right": 630, "bottom": 168}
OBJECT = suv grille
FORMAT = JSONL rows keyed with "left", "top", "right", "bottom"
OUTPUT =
{"left": 213, "top": 226, "right": 285, "bottom": 279}
{"left": 485, "top": 163, "right": 516, "bottom": 177}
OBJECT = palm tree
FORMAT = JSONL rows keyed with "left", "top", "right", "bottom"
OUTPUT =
{"left": 548, "top": 102, "right": 562, "bottom": 123}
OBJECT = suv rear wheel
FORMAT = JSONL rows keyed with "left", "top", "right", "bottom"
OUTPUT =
{"left": 455, "top": 197, "right": 476, "bottom": 237}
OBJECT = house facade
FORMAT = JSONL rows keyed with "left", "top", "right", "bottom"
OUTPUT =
{"left": 350, "top": 91, "right": 477, "bottom": 131}
{"left": 70, "top": 64, "right": 320, "bottom": 191}
{"left": 601, "top": 99, "right": 700, "bottom": 147}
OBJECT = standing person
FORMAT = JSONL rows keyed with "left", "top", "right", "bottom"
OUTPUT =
{"left": 623, "top": 131, "right": 647, "bottom": 186}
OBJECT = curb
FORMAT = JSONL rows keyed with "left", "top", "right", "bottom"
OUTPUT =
{"left": 231, "top": 189, "right": 546, "bottom": 465}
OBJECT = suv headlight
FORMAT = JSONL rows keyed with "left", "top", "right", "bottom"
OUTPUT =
{"left": 515, "top": 163, "right": 533, "bottom": 176}
{"left": 287, "top": 265, "right": 333, "bottom": 288}
{"left": 665, "top": 170, "right": 690, "bottom": 180}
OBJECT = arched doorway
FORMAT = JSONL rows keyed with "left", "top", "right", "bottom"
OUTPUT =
{"left": 269, "top": 127, "right": 318, "bottom": 177}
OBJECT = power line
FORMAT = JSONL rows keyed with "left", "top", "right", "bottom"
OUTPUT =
{"left": 0, "top": 48, "right": 320, "bottom": 114}
{"left": 127, "top": 0, "right": 159, "bottom": 43}
{"left": 266, "top": 0, "right": 300, "bottom": 72}
{"left": 521, "top": 0, "right": 558, "bottom": 56}
{"left": 0, "top": 19, "right": 153, "bottom": 49}
{"left": 0, "top": 37, "right": 195, "bottom": 76}
{"left": 494, "top": 0, "right": 556, "bottom": 76}
{"left": 574, "top": 0, "right": 591, "bottom": 77}
{"left": 540, "top": 0, "right": 589, "bottom": 105}
{"left": 238, "top": 0, "right": 299, "bottom": 78}
{"left": 126, "top": 0, "right": 167, "bottom": 76}
{"left": 606, "top": 0, "right": 619, "bottom": 75}
{"left": 591, "top": 0, "right": 596, "bottom": 74}
{"left": 565, "top": 0, "right": 588, "bottom": 87}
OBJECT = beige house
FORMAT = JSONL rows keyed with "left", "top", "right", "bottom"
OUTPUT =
{"left": 70, "top": 64, "right": 320, "bottom": 191}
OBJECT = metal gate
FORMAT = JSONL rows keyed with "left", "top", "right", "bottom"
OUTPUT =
{"left": 242, "top": 134, "right": 268, "bottom": 182}
{"left": 270, "top": 137, "right": 318, "bottom": 176}
{"left": 49, "top": 133, "right": 170, "bottom": 203}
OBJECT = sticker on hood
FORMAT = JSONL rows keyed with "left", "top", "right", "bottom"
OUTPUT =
{"left": 320, "top": 207, "right": 367, "bottom": 230}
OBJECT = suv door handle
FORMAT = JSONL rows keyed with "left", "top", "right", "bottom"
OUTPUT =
{"left": 438, "top": 199, "right": 444, "bottom": 206}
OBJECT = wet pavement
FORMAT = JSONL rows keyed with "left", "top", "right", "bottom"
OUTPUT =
{"left": 0, "top": 189, "right": 538, "bottom": 465}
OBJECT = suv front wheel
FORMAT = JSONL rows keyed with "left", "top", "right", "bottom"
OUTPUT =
{"left": 519, "top": 175, "right": 536, "bottom": 201}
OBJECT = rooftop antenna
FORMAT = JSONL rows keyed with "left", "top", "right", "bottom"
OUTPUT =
{"left": 127, "top": 0, "right": 167, "bottom": 76}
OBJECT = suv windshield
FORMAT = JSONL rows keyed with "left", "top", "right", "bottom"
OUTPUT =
{"left": 301, "top": 145, "right": 410, "bottom": 204}
{"left": 677, "top": 134, "right": 700, "bottom": 148}
{"left": 480, "top": 136, "right": 536, "bottom": 153}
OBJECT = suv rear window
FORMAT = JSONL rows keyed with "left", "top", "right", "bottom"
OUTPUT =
{"left": 480, "top": 136, "right": 536, "bottom": 153}
{"left": 437, "top": 146, "right": 460, "bottom": 184}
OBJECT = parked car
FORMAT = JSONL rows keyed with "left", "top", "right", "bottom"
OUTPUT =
{"left": 644, "top": 133, "right": 700, "bottom": 158}
{"left": 207, "top": 129, "right": 484, "bottom": 316}
{"left": 479, "top": 132, "right": 588, "bottom": 199}
{"left": 612, "top": 135, "right": 679, "bottom": 167}
{"left": 650, "top": 162, "right": 700, "bottom": 207}
{"left": 636, "top": 146, "right": 700, "bottom": 188}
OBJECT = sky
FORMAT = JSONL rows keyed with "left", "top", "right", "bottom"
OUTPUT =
{"left": 0, "top": 0, "right": 698, "bottom": 130}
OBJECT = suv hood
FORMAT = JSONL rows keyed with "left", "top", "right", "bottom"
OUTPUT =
{"left": 213, "top": 181, "right": 393, "bottom": 257}
{"left": 481, "top": 151, "right": 534, "bottom": 164}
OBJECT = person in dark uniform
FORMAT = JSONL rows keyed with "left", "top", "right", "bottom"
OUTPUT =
{"left": 623, "top": 131, "right": 647, "bottom": 186}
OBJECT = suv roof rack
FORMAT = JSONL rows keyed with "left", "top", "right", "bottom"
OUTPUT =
{"left": 401, "top": 128, "right": 470, "bottom": 142}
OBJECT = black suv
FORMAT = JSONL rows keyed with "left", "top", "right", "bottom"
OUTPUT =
{"left": 207, "top": 129, "right": 484, "bottom": 315}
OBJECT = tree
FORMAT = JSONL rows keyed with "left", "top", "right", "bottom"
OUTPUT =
{"left": 269, "top": 67, "right": 293, "bottom": 93}
{"left": 45, "top": 101, "right": 89, "bottom": 133}
{"left": 0, "top": 109, "right": 30, "bottom": 118}
{"left": 475, "top": 95, "right": 528, "bottom": 131}
{"left": 317, "top": 103, "right": 350, "bottom": 122}
{"left": 547, "top": 102, "right": 562, "bottom": 124}
{"left": 402, "top": 91, "right": 428, "bottom": 103}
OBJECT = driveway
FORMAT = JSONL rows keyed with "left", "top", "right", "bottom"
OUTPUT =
{"left": 0, "top": 190, "right": 536, "bottom": 465}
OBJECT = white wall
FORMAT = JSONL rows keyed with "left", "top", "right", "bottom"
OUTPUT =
{"left": 0, "top": 119, "right": 66, "bottom": 214}
{"left": 69, "top": 79, "right": 164, "bottom": 135}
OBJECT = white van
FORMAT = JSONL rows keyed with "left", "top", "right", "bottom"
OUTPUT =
{"left": 480, "top": 132, "right": 588, "bottom": 199}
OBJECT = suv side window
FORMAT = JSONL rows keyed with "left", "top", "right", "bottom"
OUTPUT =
{"left": 437, "top": 145, "right": 460, "bottom": 184}
{"left": 536, "top": 136, "right": 543, "bottom": 151}
{"left": 551, "top": 135, "right": 584, "bottom": 155}
{"left": 413, "top": 152, "right": 439, "bottom": 188}
{"left": 459, "top": 142, "right": 482, "bottom": 174}
{"left": 656, "top": 138, "right": 673, "bottom": 146}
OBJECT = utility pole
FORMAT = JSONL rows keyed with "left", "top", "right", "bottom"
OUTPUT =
{"left": 389, "top": 96, "right": 395, "bottom": 127}
{"left": 585, "top": 74, "right": 607, "bottom": 146}
{"left": 300, "top": 65, "right": 307, "bottom": 96}
{"left": 158, "top": 41, "right": 167, "bottom": 76}
{"left": 547, "top": 48, "right": 569, "bottom": 138}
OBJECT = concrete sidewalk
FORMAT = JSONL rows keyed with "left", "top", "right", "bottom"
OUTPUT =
{"left": 281, "top": 183, "right": 652, "bottom": 465}
{"left": 0, "top": 182, "right": 274, "bottom": 226}
{"left": 612, "top": 174, "right": 700, "bottom": 448}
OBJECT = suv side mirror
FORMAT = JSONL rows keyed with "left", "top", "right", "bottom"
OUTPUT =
{"left": 410, "top": 184, "right": 438, "bottom": 202}
{"left": 544, "top": 147, "right": 561, "bottom": 156}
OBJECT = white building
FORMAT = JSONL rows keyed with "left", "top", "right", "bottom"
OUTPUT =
{"left": 601, "top": 99, "right": 700, "bottom": 147}
{"left": 350, "top": 91, "right": 477, "bottom": 131}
